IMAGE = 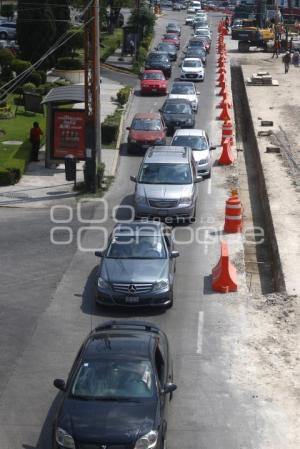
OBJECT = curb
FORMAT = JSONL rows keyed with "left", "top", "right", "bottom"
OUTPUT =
{"left": 101, "top": 62, "right": 135, "bottom": 76}
{"left": 109, "top": 87, "right": 135, "bottom": 177}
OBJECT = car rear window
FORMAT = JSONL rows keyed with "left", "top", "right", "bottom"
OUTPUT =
{"left": 132, "top": 119, "right": 162, "bottom": 131}
{"left": 172, "top": 135, "right": 208, "bottom": 150}
{"left": 139, "top": 163, "right": 192, "bottom": 185}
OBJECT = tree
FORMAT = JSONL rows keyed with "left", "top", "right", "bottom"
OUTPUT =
{"left": 17, "top": 0, "right": 57, "bottom": 66}
{"left": 0, "top": 5, "right": 15, "bottom": 19}
{"left": 48, "top": 0, "right": 71, "bottom": 57}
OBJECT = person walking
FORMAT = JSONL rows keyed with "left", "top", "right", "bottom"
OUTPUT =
{"left": 29, "top": 121, "right": 43, "bottom": 162}
{"left": 129, "top": 39, "right": 135, "bottom": 57}
{"left": 272, "top": 39, "right": 280, "bottom": 58}
{"left": 282, "top": 51, "right": 291, "bottom": 73}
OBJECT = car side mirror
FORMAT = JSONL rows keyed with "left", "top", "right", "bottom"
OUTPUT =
{"left": 95, "top": 251, "right": 103, "bottom": 257}
{"left": 159, "top": 108, "right": 163, "bottom": 113}
{"left": 210, "top": 146, "right": 216, "bottom": 150}
{"left": 53, "top": 379, "right": 66, "bottom": 391}
{"left": 126, "top": 126, "right": 130, "bottom": 130}
{"left": 130, "top": 175, "right": 137, "bottom": 182}
{"left": 162, "top": 382, "right": 177, "bottom": 394}
{"left": 170, "top": 250, "right": 180, "bottom": 258}
{"left": 195, "top": 176, "right": 203, "bottom": 183}
{"left": 196, "top": 91, "right": 200, "bottom": 95}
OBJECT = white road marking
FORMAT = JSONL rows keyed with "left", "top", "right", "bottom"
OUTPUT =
{"left": 197, "top": 311, "right": 204, "bottom": 354}
{"left": 207, "top": 178, "right": 212, "bottom": 194}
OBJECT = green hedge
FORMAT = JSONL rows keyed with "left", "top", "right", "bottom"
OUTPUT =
{"left": 55, "top": 57, "right": 84, "bottom": 70}
{"left": 101, "top": 109, "right": 122, "bottom": 145}
{"left": 117, "top": 86, "right": 131, "bottom": 106}
{"left": 10, "top": 59, "right": 31, "bottom": 75}
{"left": 100, "top": 29, "right": 122, "bottom": 62}
{"left": 0, "top": 140, "right": 32, "bottom": 186}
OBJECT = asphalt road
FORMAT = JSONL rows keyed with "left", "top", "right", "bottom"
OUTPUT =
{"left": 0, "top": 11, "right": 266, "bottom": 449}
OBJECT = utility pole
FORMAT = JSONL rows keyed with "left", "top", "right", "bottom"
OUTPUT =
{"left": 84, "top": 0, "right": 101, "bottom": 193}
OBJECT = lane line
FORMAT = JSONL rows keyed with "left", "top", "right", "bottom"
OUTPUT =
{"left": 197, "top": 311, "right": 204, "bottom": 354}
{"left": 207, "top": 178, "right": 212, "bottom": 194}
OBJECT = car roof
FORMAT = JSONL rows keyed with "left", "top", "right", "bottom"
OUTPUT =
{"left": 172, "top": 81, "right": 195, "bottom": 87}
{"left": 132, "top": 112, "right": 161, "bottom": 120}
{"left": 112, "top": 221, "right": 166, "bottom": 236}
{"left": 183, "top": 57, "right": 202, "bottom": 61}
{"left": 85, "top": 320, "right": 165, "bottom": 358}
{"left": 149, "top": 51, "right": 169, "bottom": 55}
{"left": 172, "top": 128, "right": 206, "bottom": 137}
{"left": 144, "top": 145, "right": 192, "bottom": 163}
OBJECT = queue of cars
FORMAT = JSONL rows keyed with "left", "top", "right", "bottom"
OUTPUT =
{"left": 52, "top": 7, "right": 214, "bottom": 449}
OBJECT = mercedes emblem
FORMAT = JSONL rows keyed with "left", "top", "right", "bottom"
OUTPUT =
{"left": 128, "top": 284, "right": 136, "bottom": 294}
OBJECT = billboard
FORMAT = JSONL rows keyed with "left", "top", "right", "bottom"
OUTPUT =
{"left": 52, "top": 109, "right": 85, "bottom": 160}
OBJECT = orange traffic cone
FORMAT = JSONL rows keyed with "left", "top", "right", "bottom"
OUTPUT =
{"left": 212, "top": 241, "right": 237, "bottom": 293}
{"left": 218, "top": 95, "right": 231, "bottom": 109}
{"left": 217, "top": 71, "right": 226, "bottom": 82}
{"left": 221, "top": 120, "right": 234, "bottom": 144}
{"left": 218, "top": 100, "right": 231, "bottom": 121}
{"left": 217, "top": 84, "right": 227, "bottom": 96}
{"left": 217, "top": 66, "right": 226, "bottom": 74}
{"left": 218, "top": 138, "right": 234, "bottom": 165}
{"left": 224, "top": 190, "right": 243, "bottom": 233}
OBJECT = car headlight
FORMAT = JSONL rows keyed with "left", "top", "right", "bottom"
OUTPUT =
{"left": 180, "top": 196, "right": 192, "bottom": 205}
{"left": 135, "top": 194, "right": 147, "bottom": 205}
{"left": 153, "top": 280, "right": 169, "bottom": 292}
{"left": 97, "top": 277, "right": 109, "bottom": 289}
{"left": 56, "top": 427, "right": 75, "bottom": 449}
{"left": 135, "top": 430, "right": 158, "bottom": 449}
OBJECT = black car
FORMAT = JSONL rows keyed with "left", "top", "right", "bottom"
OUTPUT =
{"left": 166, "top": 22, "right": 181, "bottom": 36}
{"left": 95, "top": 221, "right": 179, "bottom": 308}
{"left": 156, "top": 42, "right": 177, "bottom": 61}
{"left": 160, "top": 98, "right": 195, "bottom": 135}
{"left": 184, "top": 46, "right": 207, "bottom": 65}
{"left": 145, "top": 51, "right": 172, "bottom": 78}
{"left": 52, "top": 320, "right": 177, "bottom": 449}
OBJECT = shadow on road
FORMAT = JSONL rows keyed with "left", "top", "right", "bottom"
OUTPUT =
{"left": 22, "top": 394, "right": 62, "bottom": 449}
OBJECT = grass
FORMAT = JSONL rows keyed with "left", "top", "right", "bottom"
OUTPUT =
{"left": 100, "top": 28, "right": 123, "bottom": 62}
{"left": 0, "top": 96, "right": 45, "bottom": 174}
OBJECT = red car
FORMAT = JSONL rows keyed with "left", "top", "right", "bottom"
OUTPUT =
{"left": 163, "top": 33, "right": 180, "bottom": 49}
{"left": 126, "top": 112, "right": 167, "bottom": 153}
{"left": 140, "top": 70, "right": 168, "bottom": 95}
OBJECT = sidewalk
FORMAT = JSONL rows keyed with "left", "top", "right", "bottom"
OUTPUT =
{"left": 0, "top": 76, "right": 122, "bottom": 208}
{"left": 226, "top": 36, "right": 300, "bottom": 296}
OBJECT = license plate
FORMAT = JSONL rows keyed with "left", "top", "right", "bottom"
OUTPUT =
{"left": 142, "top": 144, "right": 149, "bottom": 148}
{"left": 159, "top": 210, "right": 168, "bottom": 216}
{"left": 152, "top": 88, "right": 157, "bottom": 92}
{"left": 125, "top": 296, "right": 140, "bottom": 303}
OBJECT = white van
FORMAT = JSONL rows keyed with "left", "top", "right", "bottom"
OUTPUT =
{"left": 191, "top": 1, "right": 201, "bottom": 11}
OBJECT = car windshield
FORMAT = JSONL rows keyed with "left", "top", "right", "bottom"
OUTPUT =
{"left": 189, "top": 41, "right": 204, "bottom": 47}
{"left": 172, "top": 135, "right": 208, "bottom": 150}
{"left": 158, "top": 44, "right": 175, "bottom": 51}
{"left": 183, "top": 60, "right": 202, "bottom": 67}
{"left": 106, "top": 234, "right": 167, "bottom": 259}
{"left": 149, "top": 54, "right": 168, "bottom": 61}
{"left": 187, "top": 49, "right": 205, "bottom": 57}
{"left": 143, "top": 72, "right": 164, "bottom": 80}
{"left": 132, "top": 119, "right": 162, "bottom": 131}
{"left": 139, "top": 163, "right": 192, "bottom": 185}
{"left": 71, "top": 359, "right": 155, "bottom": 400}
{"left": 171, "top": 84, "right": 194, "bottom": 95}
{"left": 163, "top": 102, "right": 191, "bottom": 114}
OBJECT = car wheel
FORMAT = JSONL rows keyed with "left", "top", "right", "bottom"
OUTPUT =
{"left": 0, "top": 32, "right": 7, "bottom": 39}
{"left": 206, "top": 170, "right": 211, "bottom": 179}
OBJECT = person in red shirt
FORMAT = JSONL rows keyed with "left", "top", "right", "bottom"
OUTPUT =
{"left": 29, "top": 121, "right": 43, "bottom": 162}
